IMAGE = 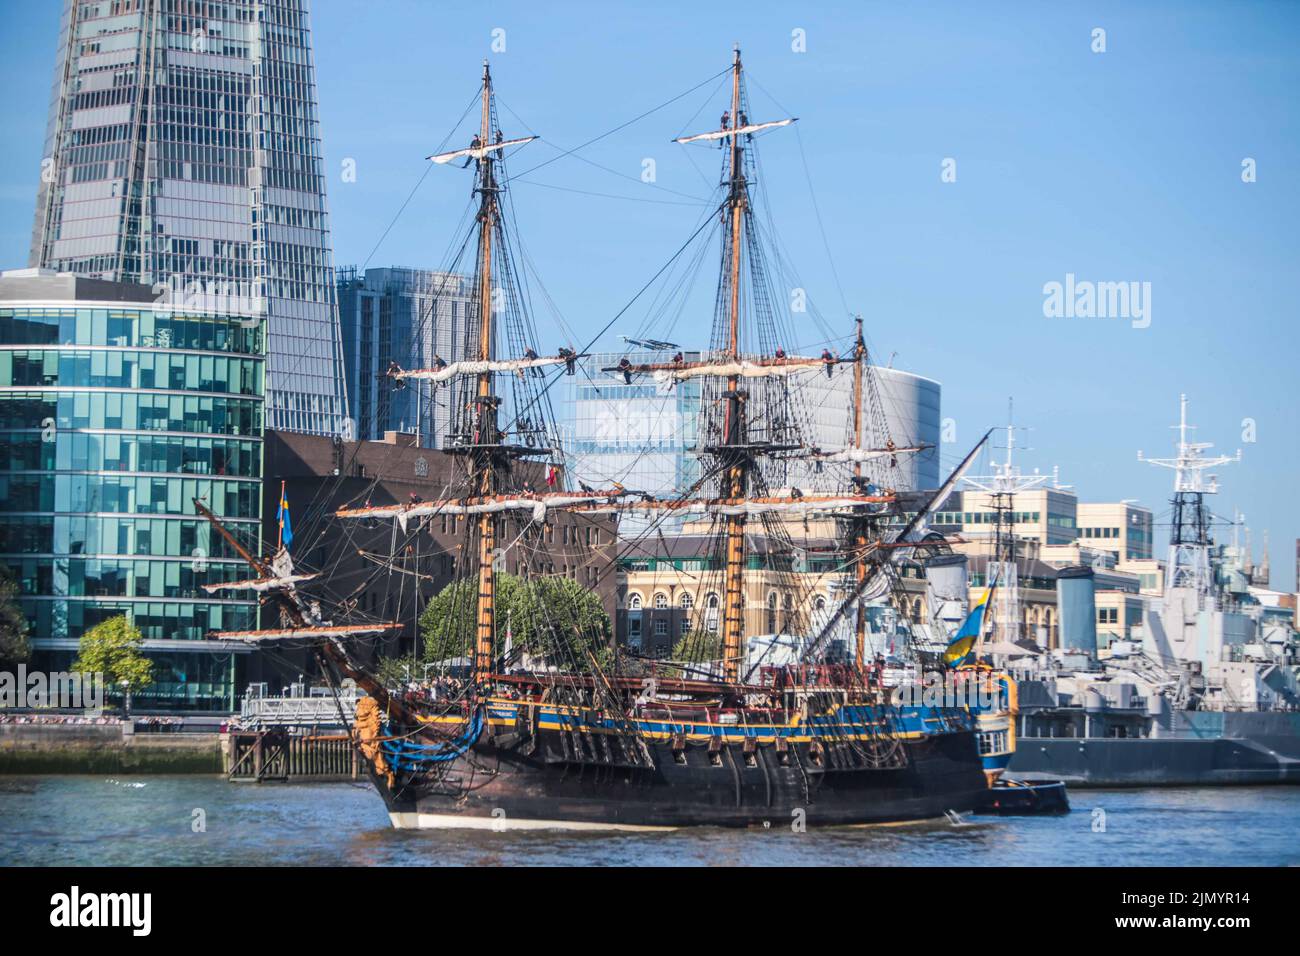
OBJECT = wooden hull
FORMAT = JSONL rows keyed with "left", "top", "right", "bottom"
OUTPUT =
{"left": 371, "top": 725, "right": 988, "bottom": 830}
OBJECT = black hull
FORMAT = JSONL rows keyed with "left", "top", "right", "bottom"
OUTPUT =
{"left": 976, "top": 779, "right": 1070, "bottom": 815}
{"left": 372, "top": 727, "right": 988, "bottom": 829}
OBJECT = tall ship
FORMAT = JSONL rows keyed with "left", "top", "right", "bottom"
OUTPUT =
{"left": 202, "top": 50, "right": 1000, "bottom": 829}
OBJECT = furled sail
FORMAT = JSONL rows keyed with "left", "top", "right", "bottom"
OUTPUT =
{"left": 201, "top": 547, "right": 316, "bottom": 594}
{"left": 389, "top": 355, "right": 568, "bottom": 384}
{"left": 582, "top": 493, "right": 892, "bottom": 517}
{"left": 427, "top": 135, "right": 537, "bottom": 164}
{"left": 218, "top": 623, "right": 403, "bottom": 644}
{"left": 336, "top": 489, "right": 630, "bottom": 533}
{"left": 803, "top": 444, "right": 930, "bottom": 463}
{"left": 651, "top": 359, "right": 827, "bottom": 383}
{"left": 673, "top": 118, "right": 795, "bottom": 144}
{"left": 604, "top": 356, "right": 838, "bottom": 383}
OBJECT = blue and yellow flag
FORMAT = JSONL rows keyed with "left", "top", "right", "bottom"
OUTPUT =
{"left": 277, "top": 481, "right": 293, "bottom": 551}
{"left": 943, "top": 579, "right": 996, "bottom": 667}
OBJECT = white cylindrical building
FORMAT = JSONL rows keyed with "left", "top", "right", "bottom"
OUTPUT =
{"left": 795, "top": 365, "right": 942, "bottom": 492}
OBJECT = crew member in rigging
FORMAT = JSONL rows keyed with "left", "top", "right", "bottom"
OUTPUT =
{"left": 463, "top": 134, "right": 481, "bottom": 169}
{"left": 558, "top": 346, "right": 577, "bottom": 374}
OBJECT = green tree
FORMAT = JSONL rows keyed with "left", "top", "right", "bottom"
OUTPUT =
{"left": 667, "top": 630, "right": 723, "bottom": 678}
{"left": 72, "top": 616, "right": 154, "bottom": 692}
{"left": 0, "top": 567, "right": 30, "bottom": 667}
{"left": 373, "top": 654, "right": 422, "bottom": 691}
{"left": 416, "top": 572, "right": 611, "bottom": 671}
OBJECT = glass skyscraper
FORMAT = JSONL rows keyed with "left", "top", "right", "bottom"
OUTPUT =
{"left": 337, "top": 267, "right": 474, "bottom": 446}
{"left": 29, "top": 0, "right": 347, "bottom": 437}
{"left": 0, "top": 269, "right": 264, "bottom": 711}
{"left": 565, "top": 351, "right": 704, "bottom": 533}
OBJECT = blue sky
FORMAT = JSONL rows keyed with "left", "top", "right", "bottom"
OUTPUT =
{"left": 1, "top": 1, "right": 1296, "bottom": 584}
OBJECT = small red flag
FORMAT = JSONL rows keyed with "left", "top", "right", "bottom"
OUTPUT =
{"left": 546, "top": 465, "right": 558, "bottom": 487}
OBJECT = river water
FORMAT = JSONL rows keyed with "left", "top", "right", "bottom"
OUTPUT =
{"left": 1, "top": 776, "right": 1297, "bottom": 866}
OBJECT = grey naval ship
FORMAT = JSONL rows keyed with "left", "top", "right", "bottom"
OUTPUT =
{"left": 991, "top": 397, "right": 1298, "bottom": 786}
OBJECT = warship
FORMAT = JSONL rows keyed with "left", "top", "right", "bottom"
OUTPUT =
{"left": 977, "top": 398, "right": 1299, "bottom": 786}
{"left": 196, "top": 50, "right": 1010, "bottom": 828}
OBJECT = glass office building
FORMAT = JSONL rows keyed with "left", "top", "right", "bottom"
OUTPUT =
{"left": 29, "top": 0, "right": 347, "bottom": 437}
{"left": 337, "top": 267, "right": 474, "bottom": 446}
{"left": 0, "top": 269, "right": 263, "bottom": 711}
{"left": 564, "top": 351, "right": 704, "bottom": 534}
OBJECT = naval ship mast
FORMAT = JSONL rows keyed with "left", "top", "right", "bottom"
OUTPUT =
{"left": 1139, "top": 393, "right": 1240, "bottom": 602}
{"left": 961, "top": 402, "right": 1050, "bottom": 647}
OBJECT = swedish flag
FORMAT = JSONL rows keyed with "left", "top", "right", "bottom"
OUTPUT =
{"left": 277, "top": 482, "right": 293, "bottom": 551}
{"left": 943, "top": 581, "right": 996, "bottom": 667}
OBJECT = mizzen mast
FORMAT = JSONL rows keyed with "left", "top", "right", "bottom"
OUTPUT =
{"left": 850, "top": 316, "right": 871, "bottom": 671}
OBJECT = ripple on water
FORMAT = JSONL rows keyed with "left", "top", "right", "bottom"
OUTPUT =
{"left": 0, "top": 777, "right": 1297, "bottom": 866}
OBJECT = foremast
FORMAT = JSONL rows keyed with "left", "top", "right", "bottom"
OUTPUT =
{"left": 719, "top": 46, "right": 748, "bottom": 683}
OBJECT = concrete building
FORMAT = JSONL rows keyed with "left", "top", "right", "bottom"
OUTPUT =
{"left": 793, "top": 364, "right": 942, "bottom": 492}
{"left": 30, "top": 0, "right": 348, "bottom": 437}
{"left": 336, "top": 267, "right": 475, "bottom": 446}
{"left": 933, "top": 486, "right": 1079, "bottom": 546}
{"left": 1076, "top": 501, "right": 1154, "bottom": 560}
{"left": 0, "top": 269, "right": 264, "bottom": 710}
{"left": 615, "top": 533, "right": 844, "bottom": 657}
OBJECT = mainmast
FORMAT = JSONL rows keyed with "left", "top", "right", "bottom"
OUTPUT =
{"left": 472, "top": 60, "right": 500, "bottom": 694}
{"left": 719, "top": 45, "right": 748, "bottom": 683}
